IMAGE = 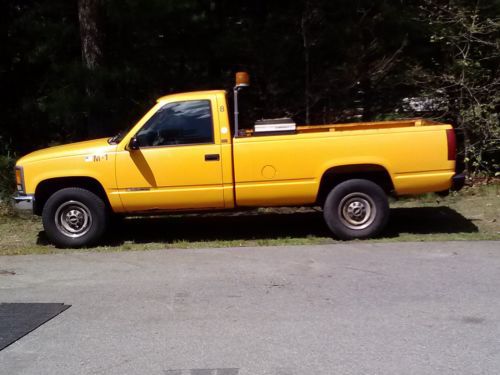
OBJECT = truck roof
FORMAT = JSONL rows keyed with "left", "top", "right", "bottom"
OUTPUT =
{"left": 157, "top": 90, "right": 226, "bottom": 103}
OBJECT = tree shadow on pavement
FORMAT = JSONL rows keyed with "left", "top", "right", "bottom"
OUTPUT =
{"left": 98, "top": 206, "right": 478, "bottom": 246}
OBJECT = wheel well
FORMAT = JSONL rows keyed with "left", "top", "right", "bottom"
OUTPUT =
{"left": 34, "top": 177, "right": 110, "bottom": 215}
{"left": 316, "top": 165, "right": 394, "bottom": 206}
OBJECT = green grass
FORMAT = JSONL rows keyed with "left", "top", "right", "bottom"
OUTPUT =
{"left": 0, "top": 184, "right": 498, "bottom": 256}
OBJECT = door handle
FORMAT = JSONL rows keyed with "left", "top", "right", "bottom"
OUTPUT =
{"left": 205, "top": 154, "right": 220, "bottom": 161}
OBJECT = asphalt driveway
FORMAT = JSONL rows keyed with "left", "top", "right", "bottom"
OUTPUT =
{"left": 1, "top": 241, "right": 499, "bottom": 374}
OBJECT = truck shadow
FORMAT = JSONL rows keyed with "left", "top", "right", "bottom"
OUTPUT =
{"left": 385, "top": 206, "right": 479, "bottom": 237}
{"left": 97, "top": 206, "right": 478, "bottom": 246}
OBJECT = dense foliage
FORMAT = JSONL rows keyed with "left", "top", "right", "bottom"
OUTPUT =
{"left": 0, "top": 0, "right": 498, "bottom": 197}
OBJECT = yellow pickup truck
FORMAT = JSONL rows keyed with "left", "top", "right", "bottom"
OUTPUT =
{"left": 13, "top": 73, "right": 464, "bottom": 247}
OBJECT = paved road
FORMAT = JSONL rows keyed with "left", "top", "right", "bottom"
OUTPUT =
{"left": 1, "top": 242, "right": 499, "bottom": 375}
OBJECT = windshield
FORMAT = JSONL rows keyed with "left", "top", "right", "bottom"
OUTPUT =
{"left": 108, "top": 102, "right": 159, "bottom": 145}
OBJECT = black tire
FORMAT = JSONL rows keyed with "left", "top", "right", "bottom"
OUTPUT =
{"left": 42, "top": 188, "right": 108, "bottom": 248}
{"left": 323, "top": 179, "right": 389, "bottom": 240}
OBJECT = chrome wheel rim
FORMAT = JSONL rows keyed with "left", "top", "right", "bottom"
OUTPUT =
{"left": 338, "top": 192, "right": 376, "bottom": 230}
{"left": 55, "top": 201, "right": 92, "bottom": 238}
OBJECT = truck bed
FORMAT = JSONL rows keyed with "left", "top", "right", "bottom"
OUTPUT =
{"left": 239, "top": 118, "right": 442, "bottom": 137}
{"left": 232, "top": 117, "right": 455, "bottom": 206}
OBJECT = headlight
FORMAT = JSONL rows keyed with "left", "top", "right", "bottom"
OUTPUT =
{"left": 15, "top": 167, "right": 24, "bottom": 192}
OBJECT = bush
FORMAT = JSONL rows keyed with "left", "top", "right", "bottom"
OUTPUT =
{"left": 0, "top": 155, "right": 16, "bottom": 200}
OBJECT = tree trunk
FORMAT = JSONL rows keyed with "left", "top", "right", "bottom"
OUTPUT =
{"left": 78, "top": 0, "right": 103, "bottom": 137}
{"left": 78, "top": 0, "right": 102, "bottom": 70}
{"left": 301, "top": 0, "right": 312, "bottom": 125}
{"left": 360, "top": 77, "right": 372, "bottom": 121}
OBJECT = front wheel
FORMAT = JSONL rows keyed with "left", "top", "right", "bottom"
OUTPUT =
{"left": 42, "top": 188, "right": 108, "bottom": 248}
{"left": 323, "top": 179, "right": 389, "bottom": 240}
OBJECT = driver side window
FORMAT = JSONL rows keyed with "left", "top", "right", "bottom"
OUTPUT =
{"left": 136, "top": 100, "right": 213, "bottom": 147}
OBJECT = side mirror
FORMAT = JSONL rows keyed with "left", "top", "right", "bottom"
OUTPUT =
{"left": 128, "top": 136, "right": 140, "bottom": 151}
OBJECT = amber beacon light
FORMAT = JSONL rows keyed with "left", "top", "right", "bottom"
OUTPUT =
{"left": 235, "top": 71, "right": 250, "bottom": 87}
{"left": 233, "top": 71, "right": 250, "bottom": 136}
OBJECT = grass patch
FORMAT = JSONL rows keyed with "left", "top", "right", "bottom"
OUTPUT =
{"left": 0, "top": 184, "right": 498, "bottom": 256}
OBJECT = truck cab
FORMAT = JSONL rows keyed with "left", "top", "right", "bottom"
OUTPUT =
{"left": 112, "top": 90, "right": 233, "bottom": 212}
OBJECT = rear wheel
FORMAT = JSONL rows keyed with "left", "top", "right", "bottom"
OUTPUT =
{"left": 42, "top": 188, "right": 108, "bottom": 248}
{"left": 323, "top": 179, "right": 389, "bottom": 240}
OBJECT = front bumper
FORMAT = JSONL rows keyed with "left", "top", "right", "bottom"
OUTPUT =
{"left": 11, "top": 193, "right": 34, "bottom": 213}
{"left": 450, "top": 173, "right": 466, "bottom": 191}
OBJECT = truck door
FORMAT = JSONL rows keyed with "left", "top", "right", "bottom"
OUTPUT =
{"left": 115, "top": 99, "right": 224, "bottom": 212}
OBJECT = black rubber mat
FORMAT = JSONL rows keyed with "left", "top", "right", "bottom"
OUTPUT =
{"left": 0, "top": 303, "right": 71, "bottom": 351}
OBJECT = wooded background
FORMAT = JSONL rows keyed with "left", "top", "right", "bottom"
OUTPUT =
{"left": 0, "top": 0, "right": 499, "bottom": 196}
